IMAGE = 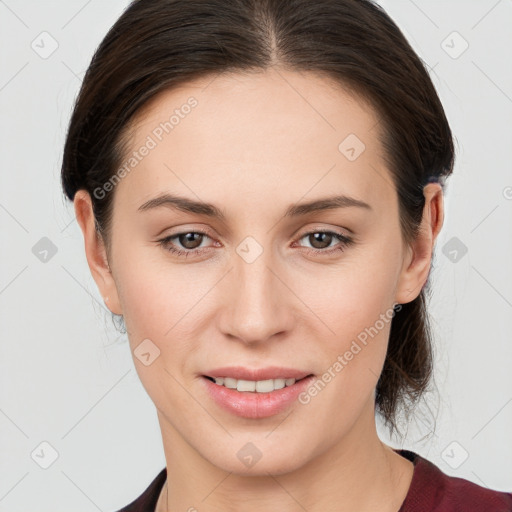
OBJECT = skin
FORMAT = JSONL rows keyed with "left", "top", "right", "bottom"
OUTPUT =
{"left": 74, "top": 68, "right": 444, "bottom": 512}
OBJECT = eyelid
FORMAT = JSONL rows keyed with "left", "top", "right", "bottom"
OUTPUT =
{"left": 294, "top": 222, "right": 355, "bottom": 239}
{"left": 294, "top": 224, "right": 352, "bottom": 239}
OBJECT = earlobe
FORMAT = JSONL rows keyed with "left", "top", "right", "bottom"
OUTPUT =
{"left": 73, "top": 190, "right": 123, "bottom": 315}
{"left": 394, "top": 183, "right": 444, "bottom": 305}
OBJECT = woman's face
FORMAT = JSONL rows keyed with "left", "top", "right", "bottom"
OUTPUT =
{"left": 79, "top": 68, "right": 437, "bottom": 476}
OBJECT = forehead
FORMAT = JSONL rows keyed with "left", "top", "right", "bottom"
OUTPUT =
{"left": 114, "top": 68, "right": 394, "bottom": 214}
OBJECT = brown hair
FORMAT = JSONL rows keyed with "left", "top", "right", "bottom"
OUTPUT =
{"left": 61, "top": 0, "right": 455, "bottom": 435}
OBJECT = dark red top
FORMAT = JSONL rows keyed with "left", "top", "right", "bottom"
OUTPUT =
{"left": 114, "top": 449, "right": 512, "bottom": 511}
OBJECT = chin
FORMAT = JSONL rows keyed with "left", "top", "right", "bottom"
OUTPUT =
{"left": 204, "top": 438, "right": 313, "bottom": 477}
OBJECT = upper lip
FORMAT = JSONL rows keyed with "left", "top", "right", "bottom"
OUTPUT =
{"left": 203, "top": 366, "right": 314, "bottom": 381}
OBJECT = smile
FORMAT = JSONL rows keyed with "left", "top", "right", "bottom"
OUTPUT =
{"left": 203, "top": 376, "right": 311, "bottom": 393}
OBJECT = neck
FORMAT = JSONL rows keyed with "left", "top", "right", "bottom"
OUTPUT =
{"left": 155, "top": 399, "right": 414, "bottom": 512}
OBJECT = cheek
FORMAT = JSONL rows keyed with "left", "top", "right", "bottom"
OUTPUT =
{"left": 113, "top": 262, "right": 206, "bottom": 409}
{"left": 291, "top": 247, "right": 399, "bottom": 393}
{"left": 292, "top": 248, "right": 399, "bottom": 339}
{"left": 295, "top": 270, "right": 396, "bottom": 440}
{"left": 115, "top": 270, "right": 170, "bottom": 339}
{"left": 114, "top": 255, "right": 217, "bottom": 357}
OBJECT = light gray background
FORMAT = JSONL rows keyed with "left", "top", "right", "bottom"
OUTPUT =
{"left": 1, "top": 0, "right": 511, "bottom": 510}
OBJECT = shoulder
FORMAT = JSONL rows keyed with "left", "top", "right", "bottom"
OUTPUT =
{"left": 111, "top": 467, "right": 167, "bottom": 512}
{"left": 397, "top": 449, "right": 512, "bottom": 512}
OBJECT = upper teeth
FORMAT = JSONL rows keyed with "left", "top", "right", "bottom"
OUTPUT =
{"left": 213, "top": 377, "right": 298, "bottom": 393}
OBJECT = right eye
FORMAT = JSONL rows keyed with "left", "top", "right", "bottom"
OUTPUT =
{"left": 157, "top": 230, "right": 216, "bottom": 258}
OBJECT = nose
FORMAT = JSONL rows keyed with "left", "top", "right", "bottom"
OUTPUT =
{"left": 217, "top": 241, "right": 296, "bottom": 345}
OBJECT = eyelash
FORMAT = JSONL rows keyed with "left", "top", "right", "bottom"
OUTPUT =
{"left": 157, "top": 229, "right": 354, "bottom": 258}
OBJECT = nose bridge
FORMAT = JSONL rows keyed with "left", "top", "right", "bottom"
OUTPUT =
{"left": 235, "top": 235, "right": 273, "bottom": 297}
{"left": 222, "top": 234, "right": 292, "bottom": 343}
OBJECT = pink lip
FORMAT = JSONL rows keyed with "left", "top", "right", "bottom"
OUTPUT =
{"left": 202, "top": 366, "right": 313, "bottom": 381}
{"left": 201, "top": 374, "right": 316, "bottom": 419}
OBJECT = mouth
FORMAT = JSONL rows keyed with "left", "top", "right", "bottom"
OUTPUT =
{"left": 200, "top": 372, "right": 317, "bottom": 418}
{"left": 202, "top": 374, "right": 314, "bottom": 393}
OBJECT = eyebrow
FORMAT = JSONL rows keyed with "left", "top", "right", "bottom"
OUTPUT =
{"left": 137, "top": 193, "right": 372, "bottom": 219}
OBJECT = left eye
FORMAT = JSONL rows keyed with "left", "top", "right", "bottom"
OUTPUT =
{"left": 157, "top": 230, "right": 354, "bottom": 258}
{"left": 294, "top": 230, "right": 354, "bottom": 255}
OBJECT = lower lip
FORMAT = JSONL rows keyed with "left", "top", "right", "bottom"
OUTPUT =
{"left": 201, "top": 375, "right": 316, "bottom": 419}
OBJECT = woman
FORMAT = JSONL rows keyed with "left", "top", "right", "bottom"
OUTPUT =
{"left": 61, "top": 0, "right": 512, "bottom": 510}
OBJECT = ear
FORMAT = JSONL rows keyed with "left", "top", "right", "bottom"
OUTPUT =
{"left": 73, "top": 190, "right": 123, "bottom": 315}
{"left": 394, "top": 182, "right": 444, "bottom": 305}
